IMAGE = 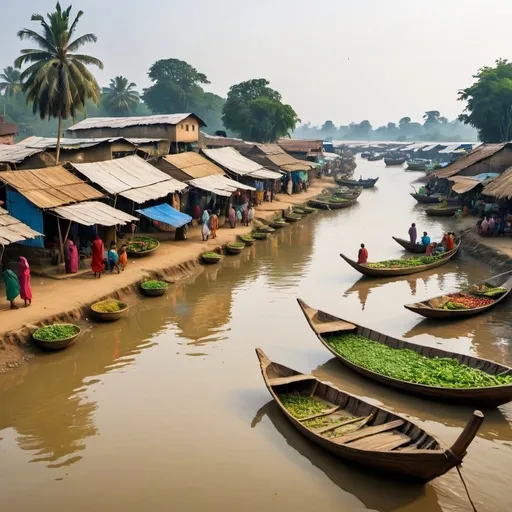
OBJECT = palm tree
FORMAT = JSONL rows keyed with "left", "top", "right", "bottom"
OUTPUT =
{"left": 0, "top": 67, "right": 22, "bottom": 97}
{"left": 15, "top": 2, "right": 103, "bottom": 163}
{"left": 102, "top": 76, "right": 140, "bottom": 115}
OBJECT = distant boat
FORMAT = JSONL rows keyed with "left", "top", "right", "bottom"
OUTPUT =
{"left": 335, "top": 177, "right": 379, "bottom": 189}
{"left": 361, "top": 151, "right": 372, "bottom": 159}
{"left": 407, "top": 159, "right": 431, "bottom": 171}
{"left": 384, "top": 157, "right": 406, "bottom": 166}
{"left": 368, "top": 153, "right": 384, "bottom": 161}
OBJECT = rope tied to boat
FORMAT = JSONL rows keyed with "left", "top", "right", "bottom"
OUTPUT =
{"left": 456, "top": 465, "right": 478, "bottom": 512}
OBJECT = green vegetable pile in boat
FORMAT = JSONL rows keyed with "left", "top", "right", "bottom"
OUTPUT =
{"left": 127, "top": 236, "right": 159, "bottom": 252}
{"left": 293, "top": 208, "right": 305, "bottom": 214}
{"left": 202, "top": 251, "right": 223, "bottom": 259}
{"left": 468, "top": 284, "right": 508, "bottom": 297}
{"left": 366, "top": 254, "right": 444, "bottom": 269}
{"left": 33, "top": 324, "right": 79, "bottom": 341}
{"left": 141, "top": 280, "right": 168, "bottom": 290}
{"left": 92, "top": 300, "right": 127, "bottom": 313}
{"left": 325, "top": 333, "right": 512, "bottom": 388}
{"left": 227, "top": 241, "right": 245, "bottom": 249}
{"left": 252, "top": 232, "right": 268, "bottom": 239}
{"left": 279, "top": 393, "right": 330, "bottom": 419}
{"left": 439, "top": 301, "right": 468, "bottom": 310}
{"left": 303, "top": 206, "right": 319, "bottom": 213}
{"left": 239, "top": 235, "right": 255, "bottom": 243}
{"left": 285, "top": 213, "right": 302, "bottom": 220}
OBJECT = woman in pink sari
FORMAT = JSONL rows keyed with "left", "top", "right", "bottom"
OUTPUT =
{"left": 228, "top": 205, "right": 236, "bottom": 228}
{"left": 18, "top": 257, "right": 32, "bottom": 307}
{"left": 66, "top": 240, "right": 79, "bottom": 274}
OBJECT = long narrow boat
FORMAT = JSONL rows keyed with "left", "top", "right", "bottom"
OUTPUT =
{"left": 425, "top": 206, "right": 459, "bottom": 217}
{"left": 406, "top": 159, "right": 430, "bottom": 171}
{"left": 384, "top": 157, "right": 406, "bottom": 166}
{"left": 335, "top": 177, "right": 379, "bottom": 189}
{"left": 410, "top": 193, "right": 460, "bottom": 206}
{"left": 404, "top": 272, "right": 512, "bottom": 319}
{"left": 340, "top": 239, "right": 461, "bottom": 278}
{"left": 308, "top": 197, "right": 358, "bottom": 210}
{"left": 256, "top": 348, "right": 483, "bottom": 482}
{"left": 296, "top": 298, "right": 512, "bottom": 406}
{"left": 332, "top": 187, "right": 363, "bottom": 200}
{"left": 367, "top": 153, "right": 384, "bottom": 161}
{"left": 392, "top": 236, "right": 427, "bottom": 254}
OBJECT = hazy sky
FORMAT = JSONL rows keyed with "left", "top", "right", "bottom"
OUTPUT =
{"left": 2, "top": 0, "right": 510, "bottom": 126}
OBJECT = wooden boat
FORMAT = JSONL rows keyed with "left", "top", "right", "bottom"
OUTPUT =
{"left": 384, "top": 157, "right": 406, "bottom": 166}
{"left": 269, "top": 220, "right": 286, "bottom": 229}
{"left": 332, "top": 187, "right": 363, "bottom": 200}
{"left": 425, "top": 206, "right": 459, "bottom": 217}
{"left": 238, "top": 235, "right": 255, "bottom": 246}
{"left": 405, "top": 272, "right": 512, "bottom": 319}
{"left": 335, "top": 177, "right": 379, "bottom": 189}
{"left": 406, "top": 159, "right": 430, "bottom": 171}
{"left": 367, "top": 153, "right": 383, "bottom": 161}
{"left": 340, "top": 239, "right": 460, "bottom": 278}
{"left": 308, "top": 197, "right": 358, "bottom": 210}
{"left": 226, "top": 243, "right": 245, "bottom": 255}
{"left": 297, "top": 298, "right": 512, "bottom": 406}
{"left": 256, "top": 348, "right": 483, "bottom": 482}
{"left": 410, "top": 194, "right": 460, "bottom": 206}
{"left": 33, "top": 324, "right": 81, "bottom": 351}
{"left": 392, "top": 236, "right": 427, "bottom": 254}
{"left": 361, "top": 151, "right": 372, "bottom": 159}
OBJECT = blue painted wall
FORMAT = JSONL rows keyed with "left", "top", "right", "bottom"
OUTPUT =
{"left": 7, "top": 189, "right": 44, "bottom": 247}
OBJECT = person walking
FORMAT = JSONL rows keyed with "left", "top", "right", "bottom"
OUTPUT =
{"left": 228, "top": 205, "right": 236, "bottom": 228}
{"left": 210, "top": 211, "right": 219, "bottom": 239}
{"left": 18, "top": 257, "right": 32, "bottom": 307}
{"left": 2, "top": 268, "right": 20, "bottom": 309}
{"left": 91, "top": 235, "right": 105, "bottom": 278}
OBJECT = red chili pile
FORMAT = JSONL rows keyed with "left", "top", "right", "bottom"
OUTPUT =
{"left": 445, "top": 293, "right": 495, "bottom": 308}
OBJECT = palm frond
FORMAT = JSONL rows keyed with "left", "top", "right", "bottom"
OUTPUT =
{"left": 68, "top": 10, "right": 84, "bottom": 41}
{"left": 68, "top": 53, "right": 103, "bottom": 69}
{"left": 16, "top": 29, "right": 57, "bottom": 54}
{"left": 67, "top": 33, "right": 97, "bottom": 52}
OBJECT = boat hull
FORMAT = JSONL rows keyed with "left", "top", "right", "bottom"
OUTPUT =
{"left": 384, "top": 158, "right": 406, "bottom": 166}
{"left": 392, "top": 236, "right": 427, "bottom": 254}
{"left": 425, "top": 207, "right": 459, "bottom": 217}
{"left": 335, "top": 178, "right": 378, "bottom": 189}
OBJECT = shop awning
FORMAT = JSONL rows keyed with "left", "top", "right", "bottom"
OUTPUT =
{"left": 0, "top": 206, "right": 43, "bottom": 245}
{"left": 187, "top": 175, "right": 255, "bottom": 197}
{"left": 136, "top": 203, "right": 192, "bottom": 228}
{"left": 449, "top": 173, "right": 499, "bottom": 194}
{"left": 51, "top": 201, "right": 137, "bottom": 226}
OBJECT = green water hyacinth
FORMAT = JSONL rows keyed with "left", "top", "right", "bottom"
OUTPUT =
{"left": 325, "top": 333, "right": 512, "bottom": 388}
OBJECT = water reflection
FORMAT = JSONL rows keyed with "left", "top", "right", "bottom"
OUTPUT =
{"left": 252, "top": 401, "right": 444, "bottom": 512}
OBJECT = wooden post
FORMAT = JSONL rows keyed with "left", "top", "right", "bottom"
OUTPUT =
{"left": 450, "top": 410, "right": 484, "bottom": 458}
{"left": 57, "top": 217, "right": 65, "bottom": 265}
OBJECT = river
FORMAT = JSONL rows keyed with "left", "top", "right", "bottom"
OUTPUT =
{"left": 1, "top": 157, "right": 511, "bottom": 512}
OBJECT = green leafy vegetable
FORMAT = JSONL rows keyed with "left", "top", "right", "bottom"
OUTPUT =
{"left": 141, "top": 280, "right": 168, "bottom": 290}
{"left": 279, "top": 393, "right": 330, "bottom": 419}
{"left": 33, "top": 324, "right": 79, "bottom": 341}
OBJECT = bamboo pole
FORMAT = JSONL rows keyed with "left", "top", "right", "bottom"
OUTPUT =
{"left": 57, "top": 217, "right": 65, "bottom": 265}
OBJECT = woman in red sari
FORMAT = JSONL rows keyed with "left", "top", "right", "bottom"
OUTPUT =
{"left": 18, "top": 257, "right": 32, "bottom": 307}
{"left": 91, "top": 235, "right": 105, "bottom": 278}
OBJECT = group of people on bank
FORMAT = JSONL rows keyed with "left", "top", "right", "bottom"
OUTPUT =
{"left": 198, "top": 204, "right": 255, "bottom": 242}
{"left": 2, "top": 257, "right": 32, "bottom": 309}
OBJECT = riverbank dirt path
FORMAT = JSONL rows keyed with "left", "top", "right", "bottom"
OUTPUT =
{"left": 0, "top": 181, "right": 330, "bottom": 369}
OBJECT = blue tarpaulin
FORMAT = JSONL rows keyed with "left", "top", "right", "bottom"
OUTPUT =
{"left": 136, "top": 203, "right": 192, "bottom": 228}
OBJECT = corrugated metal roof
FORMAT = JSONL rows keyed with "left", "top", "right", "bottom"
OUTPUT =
{"left": 0, "top": 206, "right": 43, "bottom": 245}
{"left": 250, "top": 144, "right": 313, "bottom": 171}
{"left": 200, "top": 131, "right": 249, "bottom": 147}
{"left": 0, "top": 166, "right": 104, "bottom": 208}
{"left": 0, "top": 122, "right": 18, "bottom": 137}
{"left": 126, "top": 138, "right": 169, "bottom": 145}
{"left": 439, "top": 144, "right": 464, "bottom": 154}
{"left": 68, "top": 113, "right": 206, "bottom": 131}
{"left": 277, "top": 138, "right": 323, "bottom": 153}
{"left": 448, "top": 174, "right": 498, "bottom": 194}
{"left": 187, "top": 175, "right": 255, "bottom": 197}
{"left": 162, "top": 152, "right": 224, "bottom": 179}
{"left": 202, "top": 147, "right": 282, "bottom": 180}
{"left": 71, "top": 155, "right": 187, "bottom": 203}
{"left": 434, "top": 144, "right": 507, "bottom": 178}
{"left": 51, "top": 201, "right": 137, "bottom": 227}
{"left": 18, "top": 136, "right": 167, "bottom": 150}
{"left": 0, "top": 144, "right": 43, "bottom": 164}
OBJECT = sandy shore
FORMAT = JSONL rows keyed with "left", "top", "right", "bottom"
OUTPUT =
{"left": 0, "top": 180, "right": 330, "bottom": 369}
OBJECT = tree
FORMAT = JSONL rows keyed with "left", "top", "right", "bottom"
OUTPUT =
{"left": 102, "top": 76, "right": 139, "bottom": 115}
{"left": 222, "top": 79, "right": 299, "bottom": 142}
{"left": 0, "top": 66, "right": 21, "bottom": 97}
{"left": 15, "top": 2, "right": 103, "bottom": 162}
{"left": 321, "top": 120, "right": 335, "bottom": 132}
{"left": 423, "top": 110, "right": 441, "bottom": 124}
{"left": 458, "top": 59, "right": 512, "bottom": 142}
{"left": 399, "top": 117, "right": 411, "bottom": 130}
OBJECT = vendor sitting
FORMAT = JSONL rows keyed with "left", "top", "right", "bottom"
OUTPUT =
{"left": 432, "top": 243, "right": 446, "bottom": 256}
{"left": 420, "top": 231, "right": 431, "bottom": 245}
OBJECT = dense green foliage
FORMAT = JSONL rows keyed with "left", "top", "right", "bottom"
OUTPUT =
{"left": 222, "top": 78, "right": 299, "bottom": 142}
{"left": 458, "top": 59, "right": 512, "bottom": 143}
{"left": 366, "top": 255, "right": 443, "bottom": 269}
{"left": 102, "top": 76, "right": 139, "bottom": 115}
{"left": 326, "top": 333, "right": 512, "bottom": 388}
{"left": 0, "top": 66, "right": 21, "bottom": 97}
{"left": 141, "top": 280, "right": 168, "bottom": 290}
{"left": 33, "top": 324, "right": 79, "bottom": 341}
{"left": 15, "top": 2, "right": 103, "bottom": 161}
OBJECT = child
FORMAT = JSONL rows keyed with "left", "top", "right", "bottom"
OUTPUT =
{"left": 108, "top": 241, "right": 120, "bottom": 274}
{"left": 118, "top": 244, "right": 128, "bottom": 271}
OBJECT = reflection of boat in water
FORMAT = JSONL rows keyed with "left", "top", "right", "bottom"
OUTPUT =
{"left": 252, "top": 401, "right": 444, "bottom": 512}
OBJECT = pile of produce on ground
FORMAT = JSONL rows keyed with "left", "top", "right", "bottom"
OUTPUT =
{"left": 367, "top": 254, "right": 444, "bottom": 269}
{"left": 92, "top": 300, "right": 127, "bottom": 313}
{"left": 127, "top": 236, "right": 158, "bottom": 253}
{"left": 239, "top": 235, "right": 255, "bottom": 243}
{"left": 437, "top": 293, "right": 495, "bottom": 310}
{"left": 468, "top": 284, "right": 508, "bottom": 298}
{"left": 227, "top": 242, "right": 245, "bottom": 249}
{"left": 201, "top": 251, "right": 223, "bottom": 260}
{"left": 325, "top": 333, "right": 512, "bottom": 388}
{"left": 141, "top": 280, "right": 168, "bottom": 290}
{"left": 33, "top": 324, "right": 79, "bottom": 341}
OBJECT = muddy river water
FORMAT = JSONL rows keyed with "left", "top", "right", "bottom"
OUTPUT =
{"left": 1, "top": 157, "right": 511, "bottom": 512}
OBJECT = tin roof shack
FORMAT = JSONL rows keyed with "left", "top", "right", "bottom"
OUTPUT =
{"left": 199, "top": 131, "right": 250, "bottom": 150}
{"left": 153, "top": 152, "right": 255, "bottom": 218}
{"left": 0, "top": 145, "right": 52, "bottom": 171}
{"left": 0, "top": 116, "right": 18, "bottom": 145}
{"left": 243, "top": 144, "right": 314, "bottom": 172}
{"left": 67, "top": 114, "right": 206, "bottom": 153}
{"left": 482, "top": 167, "right": 512, "bottom": 201}
{"left": 433, "top": 143, "right": 512, "bottom": 180}
{"left": 277, "top": 138, "right": 323, "bottom": 160}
